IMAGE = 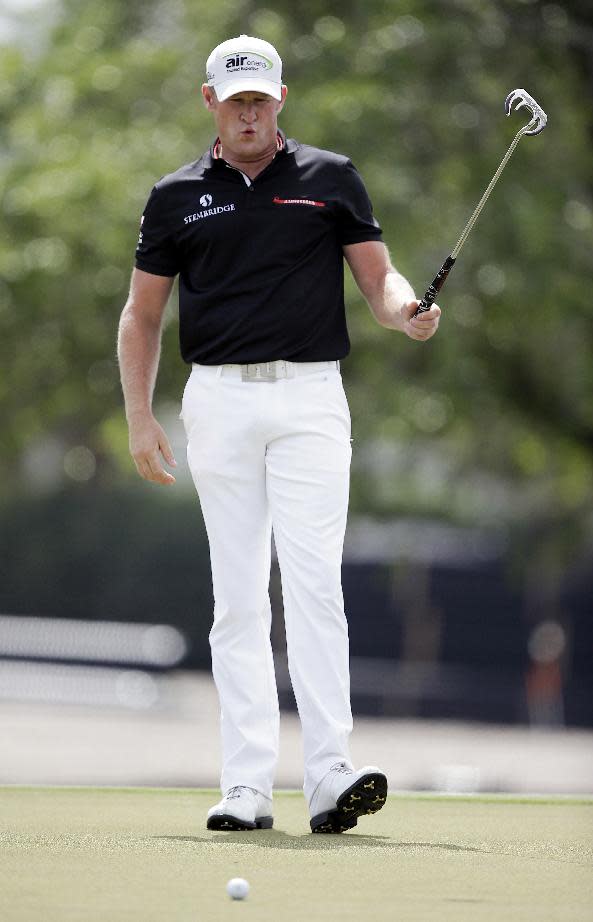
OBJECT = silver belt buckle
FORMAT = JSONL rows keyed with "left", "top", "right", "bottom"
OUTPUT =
{"left": 241, "top": 361, "right": 277, "bottom": 382}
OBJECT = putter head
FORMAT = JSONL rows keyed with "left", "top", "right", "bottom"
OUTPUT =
{"left": 505, "top": 88, "right": 547, "bottom": 136}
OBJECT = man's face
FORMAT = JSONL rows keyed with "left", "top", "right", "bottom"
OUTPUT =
{"left": 202, "top": 86, "right": 287, "bottom": 160}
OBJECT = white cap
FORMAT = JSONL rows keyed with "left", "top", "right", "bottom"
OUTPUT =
{"left": 206, "top": 35, "right": 283, "bottom": 101}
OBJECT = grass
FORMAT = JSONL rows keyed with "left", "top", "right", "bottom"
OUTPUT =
{"left": 0, "top": 787, "right": 592, "bottom": 921}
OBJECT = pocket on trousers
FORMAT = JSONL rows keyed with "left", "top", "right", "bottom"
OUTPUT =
{"left": 179, "top": 373, "right": 193, "bottom": 423}
{"left": 180, "top": 369, "right": 208, "bottom": 434}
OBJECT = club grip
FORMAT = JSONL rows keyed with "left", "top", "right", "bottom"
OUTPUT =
{"left": 414, "top": 255, "right": 456, "bottom": 317}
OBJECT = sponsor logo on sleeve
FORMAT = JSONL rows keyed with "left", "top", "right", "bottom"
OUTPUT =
{"left": 273, "top": 196, "right": 326, "bottom": 207}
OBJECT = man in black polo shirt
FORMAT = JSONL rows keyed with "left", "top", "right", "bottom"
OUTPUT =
{"left": 118, "top": 34, "right": 440, "bottom": 834}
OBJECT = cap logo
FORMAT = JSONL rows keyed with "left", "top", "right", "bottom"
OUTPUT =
{"left": 225, "top": 53, "right": 273, "bottom": 73}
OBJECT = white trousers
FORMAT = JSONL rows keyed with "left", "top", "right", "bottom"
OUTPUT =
{"left": 181, "top": 362, "right": 354, "bottom": 803}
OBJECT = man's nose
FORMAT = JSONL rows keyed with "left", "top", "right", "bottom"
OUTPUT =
{"left": 240, "top": 105, "right": 257, "bottom": 122}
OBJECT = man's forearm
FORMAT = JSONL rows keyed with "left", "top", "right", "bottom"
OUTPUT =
{"left": 117, "top": 305, "right": 162, "bottom": 421}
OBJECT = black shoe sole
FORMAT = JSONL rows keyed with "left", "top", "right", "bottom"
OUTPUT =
{"left": 310, "top": 771, "right": 388, "bottom": 834}
{"left": 207, "top": 813, "right": 273, "bottom": 831}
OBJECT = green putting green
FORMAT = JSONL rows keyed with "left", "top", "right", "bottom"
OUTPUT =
{"left": 1, "top": 787, "right": 592, "bottom": 921}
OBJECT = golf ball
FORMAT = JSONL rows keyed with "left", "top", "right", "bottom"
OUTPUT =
{"left": 226, "top": 877, "right": 249, "bottom": 900}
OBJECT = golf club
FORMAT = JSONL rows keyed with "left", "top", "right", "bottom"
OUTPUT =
{"left": 414, "top": 88, "right": 548, "bottom": 317}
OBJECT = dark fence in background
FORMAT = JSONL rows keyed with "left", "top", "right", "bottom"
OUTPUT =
{"left": 1, "top": 487, "right": 591, "bottom": 726}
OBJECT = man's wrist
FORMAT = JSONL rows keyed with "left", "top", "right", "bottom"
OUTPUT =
{"left": 383, "top": 272, "right": 416, "bottom": 330}
{"left": 126, "top": 406, "right": 154, "bottom": 424}
{"left": 385, "top": 302, "right": 412, "bottom": 332}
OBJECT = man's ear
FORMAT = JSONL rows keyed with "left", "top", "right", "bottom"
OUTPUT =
{"left": 201, "top": 84, "right": 217, "bottom": 111}
{"left": 277, "top": 84, "right": 288, "bottom": 114}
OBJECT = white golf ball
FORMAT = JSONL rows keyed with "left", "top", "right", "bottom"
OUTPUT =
{"left": 226, "top": 877, "right": 249, "bottom": 900}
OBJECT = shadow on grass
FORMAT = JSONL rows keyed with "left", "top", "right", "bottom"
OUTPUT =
{"left": 151, "top": 831, "right": 486, "bottom": 853}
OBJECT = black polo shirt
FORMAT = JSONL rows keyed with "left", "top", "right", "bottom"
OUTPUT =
{"left": 135, "top": 134, "right": 382, "bottom": 364}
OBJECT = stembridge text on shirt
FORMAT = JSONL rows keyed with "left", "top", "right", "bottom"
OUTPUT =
{"left": 184, "top": 204, "right": 236, "bottom": 224}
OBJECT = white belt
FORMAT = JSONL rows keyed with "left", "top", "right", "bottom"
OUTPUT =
{"left": 192, "top": 360, "right": 339, "bottom": 382}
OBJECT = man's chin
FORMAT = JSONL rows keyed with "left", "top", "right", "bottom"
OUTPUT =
{"left": 237, "top": 137, "right": 269, "bottom": 158}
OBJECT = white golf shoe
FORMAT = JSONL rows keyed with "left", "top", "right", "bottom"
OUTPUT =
{"left": 207, "top": 786, "right": 273, "bottom": 831}
{"left": 309, "top": 762, "right": 388, "bottom": 833}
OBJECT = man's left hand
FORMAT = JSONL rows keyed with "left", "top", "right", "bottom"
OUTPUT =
{"left": 402, "top": 301, "right": 441, "bottom": 341}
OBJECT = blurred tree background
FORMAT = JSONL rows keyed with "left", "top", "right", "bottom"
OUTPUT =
{"left": 1, "top": 0, "right": 592, "bottom": 609}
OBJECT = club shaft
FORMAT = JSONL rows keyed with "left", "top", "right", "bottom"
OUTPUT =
{"left": 451, "top": 127, "right": 524, "bottom": 258}
{"left": 414, "top": 126, "right": 526, "bottom": 316}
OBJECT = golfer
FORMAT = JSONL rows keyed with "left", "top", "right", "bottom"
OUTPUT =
{"left": 118, "top": 35, "right": 440, "bottom": 833}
